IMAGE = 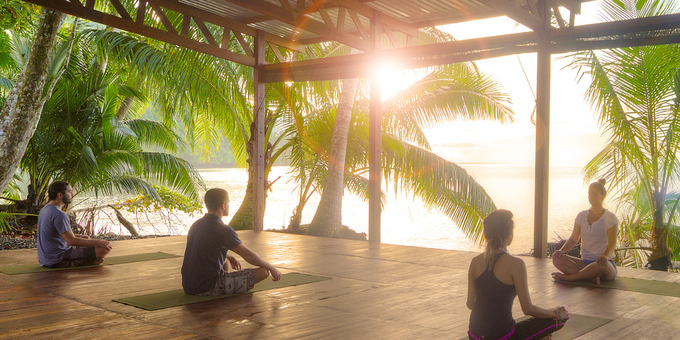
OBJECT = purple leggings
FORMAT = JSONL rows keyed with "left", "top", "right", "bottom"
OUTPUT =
{"left": 468, "top": 317, "right": 566, "bottom": 340}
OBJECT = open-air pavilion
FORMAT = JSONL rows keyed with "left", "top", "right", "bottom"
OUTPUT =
{"left": 22, "top": 0, "right": 680, "bottom": 255}
{"left": 2, "top": 0, "right": 680, "bottom": 339}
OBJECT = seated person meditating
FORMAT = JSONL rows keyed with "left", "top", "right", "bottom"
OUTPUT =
{"left": 181, "top": 188, "right": 281, "bottom": 296}
{"left": 552, "top": 179, "right": 618, "bottom": 285}
{"left": 467, "top": 209, "right": 568, "bottom": 340}
{"left": 37, "top": 181, "right": 112, "bottom": 268}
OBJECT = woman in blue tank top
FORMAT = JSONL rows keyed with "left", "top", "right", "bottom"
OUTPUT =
{"left": 467, "top": 209, "right": 568, "bottom": 339}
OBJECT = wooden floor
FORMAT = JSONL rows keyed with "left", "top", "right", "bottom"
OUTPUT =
{"left": 1, "top": 231, "right": 680, "bottom": 339}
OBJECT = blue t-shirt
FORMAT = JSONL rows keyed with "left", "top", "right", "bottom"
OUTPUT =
{"left": 37, "top": 204, "right": 72, "bottom": 266}
{"left": 181, "top": 214, "right": 242, "bottom": 294}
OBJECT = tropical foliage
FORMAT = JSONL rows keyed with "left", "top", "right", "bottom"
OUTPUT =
{"left": 300, "top": 59, "right": 514, "bottom": 239}
{"left": 0, "top": 14, "right": 209, "bottom": 237}
{"left": 570, "top": 0, "right": 680, "bottom": 269}
{"left": 17, "top": 21, "right": 202, "bottom": 207}
{"left": 3, "top": 4, "right": 510, "bottom": 245}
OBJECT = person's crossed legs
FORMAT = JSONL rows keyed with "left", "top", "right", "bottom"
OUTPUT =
{"left": 552, "top": 254, "right": 616, "bottom": 284}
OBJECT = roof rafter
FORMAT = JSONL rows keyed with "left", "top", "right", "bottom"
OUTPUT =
{"left": 145, "top": 0, "right": 303, "bottom": 51}
{"left": 331, "top": 0, "right": 419, "bottom": 37}
{"left": 478, "top": 0, "right": 544, "bottom": 30}
{"left": 25, "top": 0, "right": 257, "bottom": 66}
{"left": 220, "top": 0, "right": 371, "bottom": 51}
{"left": 261, "top": 12, "right": 680, "bottom": 83}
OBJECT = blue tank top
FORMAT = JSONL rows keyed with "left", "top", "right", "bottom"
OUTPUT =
{"left": 469, "top": 252, "right": 516, "bottom": 339}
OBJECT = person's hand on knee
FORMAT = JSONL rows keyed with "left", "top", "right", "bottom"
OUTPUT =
{"left": 269, "top": 267, "right": 281, "bottom": 281}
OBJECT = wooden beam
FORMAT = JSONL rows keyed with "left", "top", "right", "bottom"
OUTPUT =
{"left": 478, "top": 0, "right": 543, "bottom": 30}
{"left": 221, "top": 0, "right": 370, "bottom": 50}
{"left": 533, "top": 0, "right": 551, "bottom": 259}
{"left": 337, "top": 7, "right": 346, "bottom": 30}
{"left": 279, "top": 0, "right": 293, "bottom": 11}
{"left": 348, "top": 9, "right": 369, "bottom": 40}
{"left": 180, "top": 15, "right": 190, "bottom": 37}
{"left": 312, "top": 0, "right": 334, "bottom": 26}
{"left": 553, "top": 33, "right": 680, "bottom": 52}
{"left": 551, "top": 11, "right": 680, "bottom": 42}
{"left": 553, "top": 4, "right": 567, "bottom": 29}
{"left": 193, "top": 17, "right": 218, "bottom": 46}
{"left": 335, "top": 0, "right": 419, "bottom": 37}
{"left": 368, "top": 11, "right": 381, "bottom": 245}
{"left": 262, "top": 30, "right": 540, "bottom": 82}
{"left": 109, "top": 0, "right": 133, "bottom": 21}
{"left": 24, "top": 0, "right": 256, "bottom": 66}
{"left": 234, "top": 31, "right": 254, "bottom": 57}
{"left": 253, "top": 30, "right": 266, "bottom": 232}
{"left": 268, "top": 42, "right": 286, "bottom": 62}
{"left": 555, "top": 0, "right": 581, "bottom": 14}
{"left": 144, "top": 0, "right": 304, "bottom": 51}
{"left": 262, "top": 12, "right": 680, "bottom": 82}
{"left": 135, "top": 0, "right": 147, "bottom": 24}
{"left": 148, "top": 2, "right": 177, "bottom": 34}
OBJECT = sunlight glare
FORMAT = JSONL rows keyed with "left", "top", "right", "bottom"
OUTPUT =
{"left": 371, "top": 59, "right": 425, "bottom": 101}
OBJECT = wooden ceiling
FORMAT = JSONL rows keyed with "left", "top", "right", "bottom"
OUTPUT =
{"left": 21, "top": 0, "right": 680, "bottom": 82}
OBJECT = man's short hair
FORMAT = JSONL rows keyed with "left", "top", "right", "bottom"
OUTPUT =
{"left": 48, "top": 181, "right": 70, "bottom": 201}
{"left": 204, "top": 188, "right": 229, "bottom": 212}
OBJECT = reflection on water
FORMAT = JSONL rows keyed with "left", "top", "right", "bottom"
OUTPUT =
{"left": 79, "top": 164, "right": 602, "bottom": 254}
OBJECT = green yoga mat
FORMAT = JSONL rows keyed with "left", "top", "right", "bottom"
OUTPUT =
{"left": 0, "top": 252, "right": 181, "bottom": 275}
{"left": 557, "top": 276, "right": 680, "bottom": 297}
{"left": 518, "top": 314, "right": 611, "bottom": 340}
{"left": 113, "top": 272, "right": 331, "bottom": 311}
{"left": 460, "top": 314, "right": 611, "bottom": 340}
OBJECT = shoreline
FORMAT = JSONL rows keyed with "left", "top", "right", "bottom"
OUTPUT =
{"left": 0, "top": 234, "right": 171, "bottom": 251}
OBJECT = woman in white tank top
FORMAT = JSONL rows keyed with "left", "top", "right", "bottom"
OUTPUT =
{"left": 551, "top": 179, "right": 619, "bottom": 284}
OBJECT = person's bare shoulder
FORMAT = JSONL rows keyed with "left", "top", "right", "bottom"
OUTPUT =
{"left": 470, "top": 253, "right": 485, "bottom": 266}
{"left": 503, "top": 254, "right": 527, "bottom": 271}
{"left": 469, "top": 253, "right": 485, "bottom": 278}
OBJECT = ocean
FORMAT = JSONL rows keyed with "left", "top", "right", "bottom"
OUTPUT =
{"left": 195, "top": 164, "right": 608, "bottom": 254}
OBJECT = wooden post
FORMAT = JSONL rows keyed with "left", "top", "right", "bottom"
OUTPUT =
{"left": 253, "top": 30, "right": 266, "bottom": 231}
{"left": 368, "top": 12, "right": 382, "bottom": 245}
{"left": 533, "top": 0, "right": 551, "bottom": 258}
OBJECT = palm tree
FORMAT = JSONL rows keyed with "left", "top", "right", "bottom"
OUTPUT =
{"left": 0, "top": 8, "right": 65, "bottom": 196}
{"left": 305, "top": 57, "right": 514, "bottom": 238}
{"left": 571, "top": 0, "right": 680, "bottom": 270}
{"left": 18, "top": 28, "right": 204, "bottom": 211}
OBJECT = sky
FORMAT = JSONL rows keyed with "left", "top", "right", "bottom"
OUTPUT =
{"left": 379, "top": 2, "right": 610, "bottom": 167}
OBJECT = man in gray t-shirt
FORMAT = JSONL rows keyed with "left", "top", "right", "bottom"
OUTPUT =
{"left": 181, "top": 188, "right": 281, "bottom": 295}
{"left": 37, "top": 181, "right": 112, "bottom": 267}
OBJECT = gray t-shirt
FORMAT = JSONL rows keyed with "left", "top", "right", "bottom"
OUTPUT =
{"left": 37, "top": 204, "right": 72, "bottom": 266}
{"left": 181, "top": 214, "right": 242, "bottom": 294}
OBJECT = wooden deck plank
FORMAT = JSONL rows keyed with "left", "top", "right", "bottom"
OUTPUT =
{"left": 0, "top": 231, "right": 679, "bottom": 339}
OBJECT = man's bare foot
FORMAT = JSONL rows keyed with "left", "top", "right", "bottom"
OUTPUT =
{"left": 591, "top": 276, "right": 601, "bottom": 285}
{"left": 93, "top": 257, "right": 104, "bottom": 265}
{"left": 551, "top": 272, "right": 565, "bottom": 281}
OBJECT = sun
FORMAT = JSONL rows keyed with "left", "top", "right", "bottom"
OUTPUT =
{"left": 370, "top": 59, "right": 427, "bottom": 101}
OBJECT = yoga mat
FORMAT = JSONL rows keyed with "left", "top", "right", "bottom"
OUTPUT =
{"left": 517, "top": 314, "right": 611, "bottom": 340}
{"left": 113, "top": 272, "right": 331, "bottom": 311}
{"left": 0, "top": 252, "right": 181, "bottom": 275}
{"left": 557, "top": 276, "right": 680, "bottom": 298}
{"left": 460, "top": 314, "right": 611, "bottom": 340}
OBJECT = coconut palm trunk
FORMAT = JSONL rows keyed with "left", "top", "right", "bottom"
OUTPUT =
{"left": 0, "top": 9, "right": 63, "bottom": 195}
{"left": 306, "top": 78, "right": 360, "bottom": 237}
{"left": 650, "top": 192, "right": 672, "bottom": 270}
{"left": 229, "top": 121, "right": 274, "bottom": 230}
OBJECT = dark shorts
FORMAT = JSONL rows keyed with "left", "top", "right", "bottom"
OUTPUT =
{"left": 46, "top": 247, "right": 97, "bottom": 268}
{"left": 197, "top": 268, "right": 256, "bottom": 296}
{"left": 584, "top": 259, "right": 617, "bottom": 274}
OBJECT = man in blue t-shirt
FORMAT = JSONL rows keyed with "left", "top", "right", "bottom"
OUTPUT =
{"left": 181, "top": 188, "right": 281, "bottom": 296}
{"left": 37, "top": 181, "right": 112, "bottom": 267}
